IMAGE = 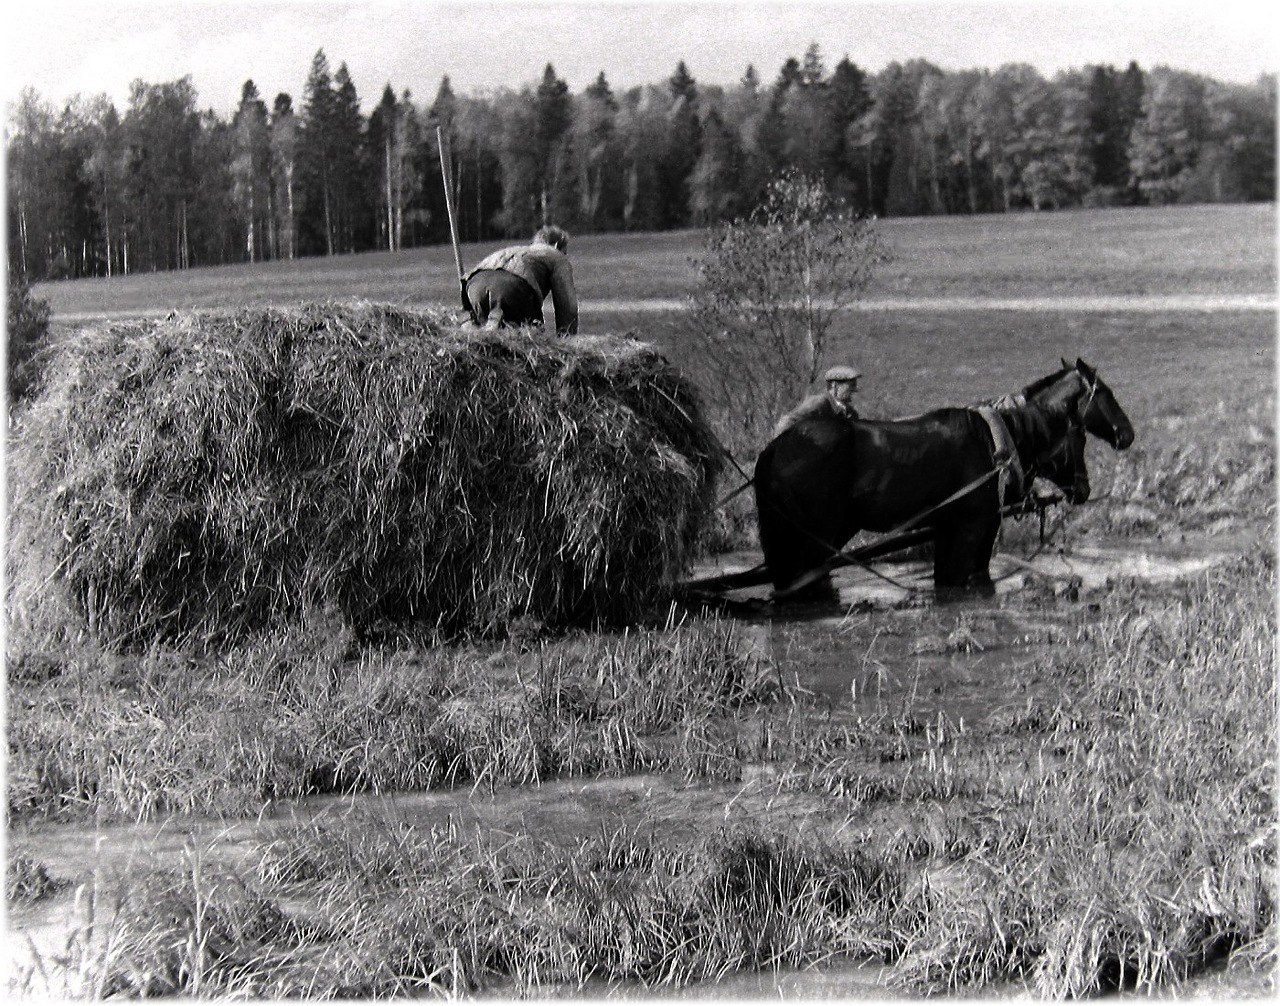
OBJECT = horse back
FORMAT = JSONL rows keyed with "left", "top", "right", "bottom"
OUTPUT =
{"left": 760, "top": 408, "right": 995, "bottom": 534}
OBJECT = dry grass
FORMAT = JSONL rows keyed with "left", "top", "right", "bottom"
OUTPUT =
{"left": 13, "top": 555, "right": 1272, "bottom": 998}
{"left": 7, "top": 614, "right": 779, "bottom": 822}
{"left": 6, "top": 301, "right": 722, "bottom": 649}
{"left": 6, "top": 851, "right": 66, "bottom": 903}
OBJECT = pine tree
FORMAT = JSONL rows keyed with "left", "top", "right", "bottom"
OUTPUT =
{"left": 823, "top": 57, "right": 871, "bottom": 204}
{"left": 429, "top": 76, "right": 461, "bottom": 245}
{"left": 370, "top": 84, "right": 399, "bottom": 249}
{"left": 659, "top": 62, "right": 701, "bottom": 227}
{"left": 669, "top": 61, "right": 698, "bottom": 104}
{"left": 330, "top": 64, "right": 366, "bottom": 252}
{"left": 534, "top": 64, "right": 571, "bottom": 225}
{"left": 801, "top": 43, "right": 826, "bottom": 89}
{"left": 299, "top": 50, "right": 336, "bottom": 255}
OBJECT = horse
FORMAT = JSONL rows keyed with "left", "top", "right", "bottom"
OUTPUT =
{"left": 753, "top": 360, "right": 1133, "bottom": 601}
{"left": 1017, "top": 357, "right": 1134, "bottom": 451}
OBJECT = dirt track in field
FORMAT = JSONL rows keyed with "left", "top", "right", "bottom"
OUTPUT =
{"left": 48, "top": 292, "right": 1278, "bottom": 324}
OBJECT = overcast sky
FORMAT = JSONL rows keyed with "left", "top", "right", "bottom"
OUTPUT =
{"left": 5, "top": 0, "right": 1277, "bottom": 117}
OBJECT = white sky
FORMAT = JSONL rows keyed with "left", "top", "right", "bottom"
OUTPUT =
{"left": 4, "top": 0, "right": 1277, "bottom": 117}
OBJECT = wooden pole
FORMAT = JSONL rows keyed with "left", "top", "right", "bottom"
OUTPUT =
{"left": 436, "top": 126, "right": 469, "bottom": 316}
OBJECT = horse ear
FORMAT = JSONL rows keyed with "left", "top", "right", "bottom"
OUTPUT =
{"left": 1061, "top": 357, "right": 1071, "bottom": 371}
{"left": 1076, "top": 357, "right": 1095, "bottom": 378}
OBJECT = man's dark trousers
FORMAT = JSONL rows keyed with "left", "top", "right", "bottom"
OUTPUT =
{"left": 465, "top": 269, "right": 545, "bottom": 327}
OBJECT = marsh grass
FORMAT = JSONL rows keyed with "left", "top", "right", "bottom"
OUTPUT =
{"left": 12, "top": 558, "right": 1273, "bottom": 997}
{"left": 889, "top": 554, "right": 1276, "bottom": 995}
{"left": 6, "top": 851, "right": 67, "bottom": 902}
{"left": 37, "top": 816, "right": 902, "bottom": 998}
{"left": 7, "top": 615, "right": 779, "bottom": 821}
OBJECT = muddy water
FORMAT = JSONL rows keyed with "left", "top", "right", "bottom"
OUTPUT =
{"left": 6, "top": 536, "right": 1242, "bottom": 998}
{"left": 691, "top": 536, "right": 1239, "bottom": 613}
{"left": 690, "top": 537, "right": 1238, "bottom": 722}
{"left": 484, "top": 958, "right": 903, "bottom": 1000}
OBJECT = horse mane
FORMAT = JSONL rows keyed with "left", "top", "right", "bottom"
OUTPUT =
{"left": 1021, "top": 365, "right": 1073, "bottom": 399}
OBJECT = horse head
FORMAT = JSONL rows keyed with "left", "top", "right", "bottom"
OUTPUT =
{"left": 1067, "top": 357, "right": 1134, "bottom": 450}
{"left": 1027, "top": 359, "right": 1135, "bottom": 451}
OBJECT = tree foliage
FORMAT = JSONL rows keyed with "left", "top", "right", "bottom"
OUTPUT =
{"left": 687, "top": 170, "right": 886, "bottom": 455}
{"left": 5, "top": 47, "right": 1274, "bottom": 282}
{"left": 6, "top": 268, "right": 51, "bottom": 405}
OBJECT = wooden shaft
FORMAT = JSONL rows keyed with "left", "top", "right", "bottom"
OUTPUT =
{"left": 436, "top": 126, "right": 464, "bottom": 283}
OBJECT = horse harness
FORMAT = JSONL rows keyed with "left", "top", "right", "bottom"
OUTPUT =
{"left": 979, "top": 385, "right": 1092, "bottom": 508}
{"left": 755, "top": 367, "right": 1108, "bottom": 601}
{"left": 975, "top": 398, "right": 1027, "bottom": 505}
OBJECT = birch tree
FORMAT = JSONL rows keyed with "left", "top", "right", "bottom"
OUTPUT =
{"left": 270, "top": 93, "right": 298, "bottom": 259}
{"left": 231, "top": 79, "right": 270, "bottom": 260}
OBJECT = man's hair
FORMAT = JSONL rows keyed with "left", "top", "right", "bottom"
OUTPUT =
{"left": 533, "top": 225, "right": 569, "bottom": 253}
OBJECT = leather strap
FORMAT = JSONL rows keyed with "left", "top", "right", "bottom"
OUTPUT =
{"left": 975, "top": 404, "right": 1026, "bottom": 503}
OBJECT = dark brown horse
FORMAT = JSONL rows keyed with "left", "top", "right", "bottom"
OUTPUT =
{"left": 1022, "top": 358, "right": 1134, "bottom": 451}
{"left": 754, "top": 360, "right": 1133, "bottom": 600}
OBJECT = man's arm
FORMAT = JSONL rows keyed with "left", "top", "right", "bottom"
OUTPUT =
{"left": 549, "top": 256, "right": 578, "bottom": 334}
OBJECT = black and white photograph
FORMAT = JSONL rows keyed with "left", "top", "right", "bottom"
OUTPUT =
{"left": 4, "top": 0, "right": 1276, "bottom": 998}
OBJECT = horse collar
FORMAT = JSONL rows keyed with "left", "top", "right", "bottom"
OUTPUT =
{"left": 975, "top": 405, "right": 1026, "bottom": 503}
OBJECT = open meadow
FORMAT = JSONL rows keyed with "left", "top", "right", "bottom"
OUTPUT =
{"left": 32, "top": 202, "right": 1276, "bottom": 319}
{"left": 7, "top": 204, "right": 1276, "bottom": 998}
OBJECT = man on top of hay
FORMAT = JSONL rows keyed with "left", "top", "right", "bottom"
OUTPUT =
{"left": 463, "top": 225, "right": 580, "bottom": 335}
{"left": 771, "top": 364, "right": 862, "bottom": 439}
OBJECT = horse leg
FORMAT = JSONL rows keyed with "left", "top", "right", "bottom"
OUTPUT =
{"left": 962, "top": 518, "right": 1000, "bottom": 597}
{"left": 756, "top": 477, "right": 849, "bottom": 595}
{"left": 933, "top": 518, "right": 998, "bottom": 601}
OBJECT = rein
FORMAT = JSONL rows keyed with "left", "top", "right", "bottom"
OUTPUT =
{"left": 772, "top": 394, "right": 1084, "bottom": 601}
{"left": 772, "top": 454, "right": 1013, "bottom": 600}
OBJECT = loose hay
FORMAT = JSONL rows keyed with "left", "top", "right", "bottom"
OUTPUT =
{"left": 7, "top": 302, "right": 722, "bottom": 646}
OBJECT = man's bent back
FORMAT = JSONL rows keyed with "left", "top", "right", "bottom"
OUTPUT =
{"left": 464, "top": 225, "right": 579, "bottom": 335}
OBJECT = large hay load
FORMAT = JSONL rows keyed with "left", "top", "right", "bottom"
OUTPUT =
{"left": 7, "top": 303, "right": 722, "bottom": 646}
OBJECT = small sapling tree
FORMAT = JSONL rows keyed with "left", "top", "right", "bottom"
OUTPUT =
{"left": 687, "top": 170, "right": 885, "bottom": 457}
{"left": 7, "top": 268, "right": 52, "bottom": 407}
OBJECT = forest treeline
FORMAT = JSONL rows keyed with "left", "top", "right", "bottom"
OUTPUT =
{"left": 7, "top": 44, "right": 1276, "bottom": 282}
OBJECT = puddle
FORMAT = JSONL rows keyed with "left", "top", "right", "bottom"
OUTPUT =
{"left": 689, "top": 538, "right": 1236, "bottom": 614}
{"left": 686, "top": 536, "right": 1239, "bottom": 721}
{"left": 485, "top": 957, "right": 902, "bottom": 999}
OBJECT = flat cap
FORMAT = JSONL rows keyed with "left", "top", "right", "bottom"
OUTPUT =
{"left": 824, "top": 365, "right": 862, "bottom": 382}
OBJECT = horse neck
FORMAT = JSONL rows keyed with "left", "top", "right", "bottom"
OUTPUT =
{"left": 999, "top": 401, "right": 1070, "bottom": 465}
{"left": 1025, "top": 369, "right": 1081, "bottom": 412}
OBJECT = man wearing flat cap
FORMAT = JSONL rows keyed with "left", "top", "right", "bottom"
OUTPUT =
{"left": 772, "top": 364, "right": 862, "bottom": 439}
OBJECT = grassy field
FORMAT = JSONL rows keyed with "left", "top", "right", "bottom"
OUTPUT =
{"left": 31, "top": 203, "right": 1276, "bottom": 318}
{"left": 8, "top": 204, "right": 1276, "bottom": 998}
